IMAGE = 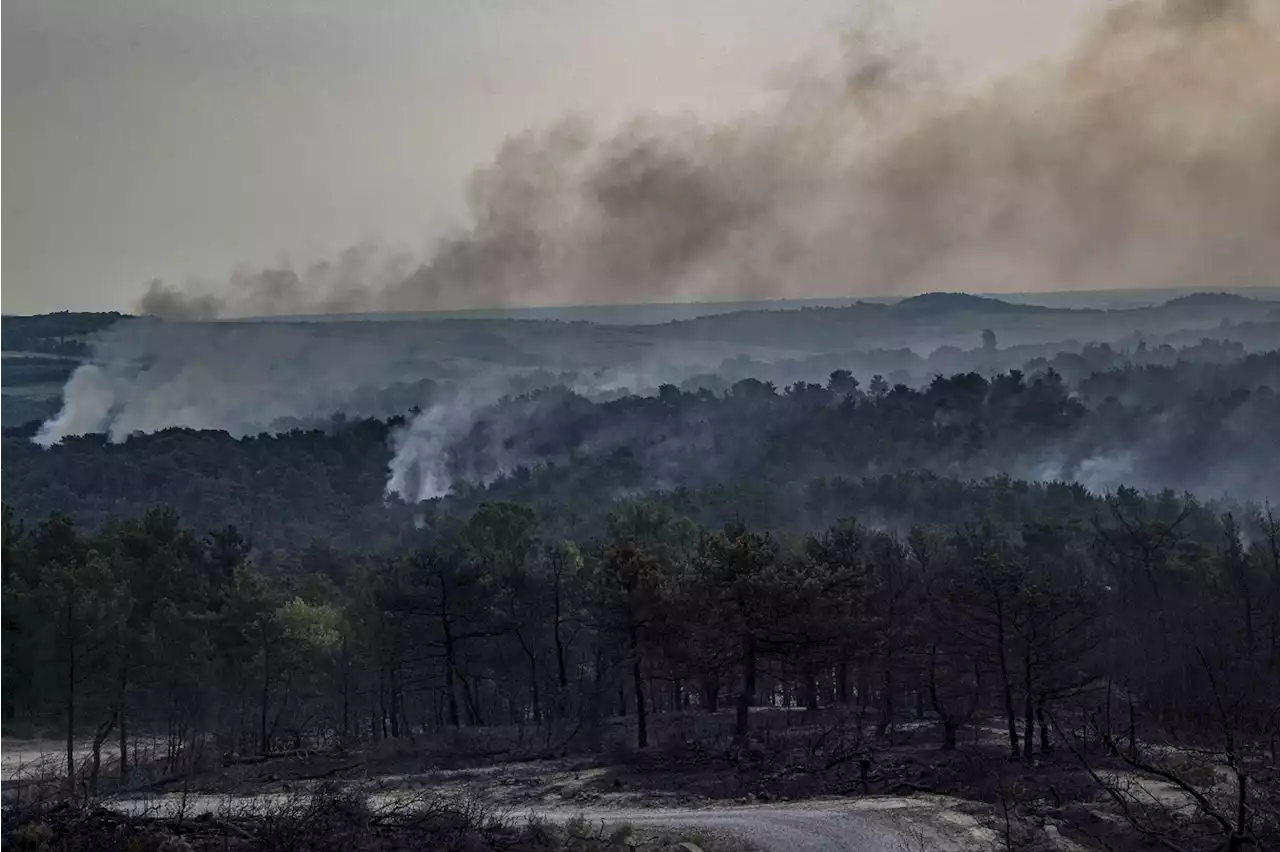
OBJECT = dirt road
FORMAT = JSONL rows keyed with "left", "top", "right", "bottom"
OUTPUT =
{"left": 494, "top": 795, "right": 990, "bottom": 852}
{"left": 537, "top": 803, "right": 898, "bottom": 852}
{"left": 105, "top": 790, "right": 992, "bottom": 851}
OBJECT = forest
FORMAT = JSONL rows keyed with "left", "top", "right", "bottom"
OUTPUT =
{"left": 5, "top": 352, "right": 1278, "bottom": 551}
{"left": 4, "top": 478, "right": 1279, "bottom": 849}
{"left": 4, "top": 308, "right": 1279, "bottom": 851}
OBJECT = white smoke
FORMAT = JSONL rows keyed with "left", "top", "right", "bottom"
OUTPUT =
{"left": 385, "top": 395, "right": 494, "bottom": 503}
{"left": 34, "top": 364, "right": 117, "bottom": 447}
{"left": 31, "top": 318, "right": 460, "bottom": 444}
{"left": 1027, "top": 452, "right": 1139, "bottom": 495}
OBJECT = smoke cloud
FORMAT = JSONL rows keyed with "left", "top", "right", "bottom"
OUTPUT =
{"left": 138, "top": 0, "right": 1280, "bottom": 319}
{"left": 35, "top": 0, "right": 1280, "bottom": 508}
{"left": 33, "top": 318, "right": 461, "bottom": 446}
{"left": 138, "top": 242, "right": 417, "bottom": 320}
{"left": 28, "top": 312, "right": 760, "bottom": 449}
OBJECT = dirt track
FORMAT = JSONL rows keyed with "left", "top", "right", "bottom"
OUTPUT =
{"left": 520, "top": 795, "right": 993, "bottom": 852}
{"left": 102, "top": 791, "right": 993, "bottom": 852}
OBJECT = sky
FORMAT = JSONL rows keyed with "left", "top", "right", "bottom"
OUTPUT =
{"left": 2, "top": 0, "right": 1101, "bottom": 315}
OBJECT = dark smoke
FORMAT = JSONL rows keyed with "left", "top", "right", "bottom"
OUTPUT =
{"left": 137, "top": 0, "right": 1280, "bottom": 319}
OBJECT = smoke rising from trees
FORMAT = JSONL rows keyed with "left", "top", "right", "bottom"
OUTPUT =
{"left": 137, "top": 0, "right": 1280, "bottom": 319}
{"left": 28, "top": 290, "right": 1279, "bottom": 504}
{"left": 26, "top": 0, "right": 1280, "bottom": 511}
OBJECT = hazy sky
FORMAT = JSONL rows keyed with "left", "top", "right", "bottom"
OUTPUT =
{"left": 3, "top": 0, "right": 1100, "bottom": 314}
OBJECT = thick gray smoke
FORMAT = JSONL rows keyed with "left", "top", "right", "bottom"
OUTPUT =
{"left": 36, "top": 0, "right": 1280, "bottom": 507}
{"left": 138, "top": 0, "right": 1280, "bottom": 319}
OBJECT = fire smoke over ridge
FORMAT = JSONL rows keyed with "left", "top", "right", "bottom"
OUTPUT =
{"left": 137, "top": 0, "right": 1280, "bottom": 319}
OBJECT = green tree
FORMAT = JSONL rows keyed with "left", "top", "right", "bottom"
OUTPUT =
{"left": 692, "top": 521, "right": 781, "bottom": 742}
{"left": 594, "top": 502, "right": 691, "bottom": 748}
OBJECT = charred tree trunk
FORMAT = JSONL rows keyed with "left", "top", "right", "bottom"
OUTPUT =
{"left": 553, "top": 570, "right": 569, "bottom": 691}
{"left": 876, "top": 667, "right": 894, "bottom": 737}
{"left": 629, "top": 621, "right": 647, "bottom": 748}
{"left": 64, "top": 593, "right": 76, "bottom": 790}
{"left": 803, "top": 664, "right": 820, "bottom": 712}
{"left": 703, "top": 675, "right": 719, "bottom": 713}
{"left": 1127, "top": 694, "right": 1138, "bottom": 762}
{"left": 340, "top": 636, "right": 350, "bottom": 741}
{"left": 735, "top": 632, "right": 757, "bottom": 741}
{"left": 943, "top": 718, "right": 958, "bottom": 750}
{"left": 529, "top": 657, "right": 542, "bottom": 724}
{"left": 89, "top": 712, "right": 116, "bottom": 794}
{"left": 995, "top": 597, "right": 1020, "bottom": 758}
{"left": 388, "top": 665, "right": 401, "bottom": 738}
{"left": 1023, "top": 642, "right": 1035, "bottom": 761}
{"left": 1228, "top": 772, "right": 1248, "bottom": 852}
{"left": 516, "top": 631, "right": 542, "bottom": 723}
{"left": 463, "top": 673, "right": 485, "bottom": 727}
{"left": 1037, "top": 696, "right": 1051, "bottom": 753}
{"left": 259, "top": 633, "right": 271, "bottom": 756}
{"left": 439, "top": 578, "right": 462, "bottom": 728}
{"left": 117, "top": 659, "right": 129, "bottom": 785}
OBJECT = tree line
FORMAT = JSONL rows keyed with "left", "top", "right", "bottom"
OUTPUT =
{"left": 5, "top": 477, "right": 1278, "bottom": 796}
{"left": 5, "top": 353, "right": 1279, "bottom": 552}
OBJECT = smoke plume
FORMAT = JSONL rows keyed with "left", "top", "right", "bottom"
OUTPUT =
{"left": 36, "top": 0, "right": 1280, "bottom": 508}
{"left": 138, "top": 0, "right": 1280, "bottom": 319}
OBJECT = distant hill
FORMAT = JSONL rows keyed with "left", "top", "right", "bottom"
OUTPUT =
{"left": 1, "top": 311, "right": 131, "bottom": 356}
{"left": 1161, "top": 292, "right": 1259, "bottom": 308}
{"left": 889, "top": 292, "right": 1058, "bottom": 317}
